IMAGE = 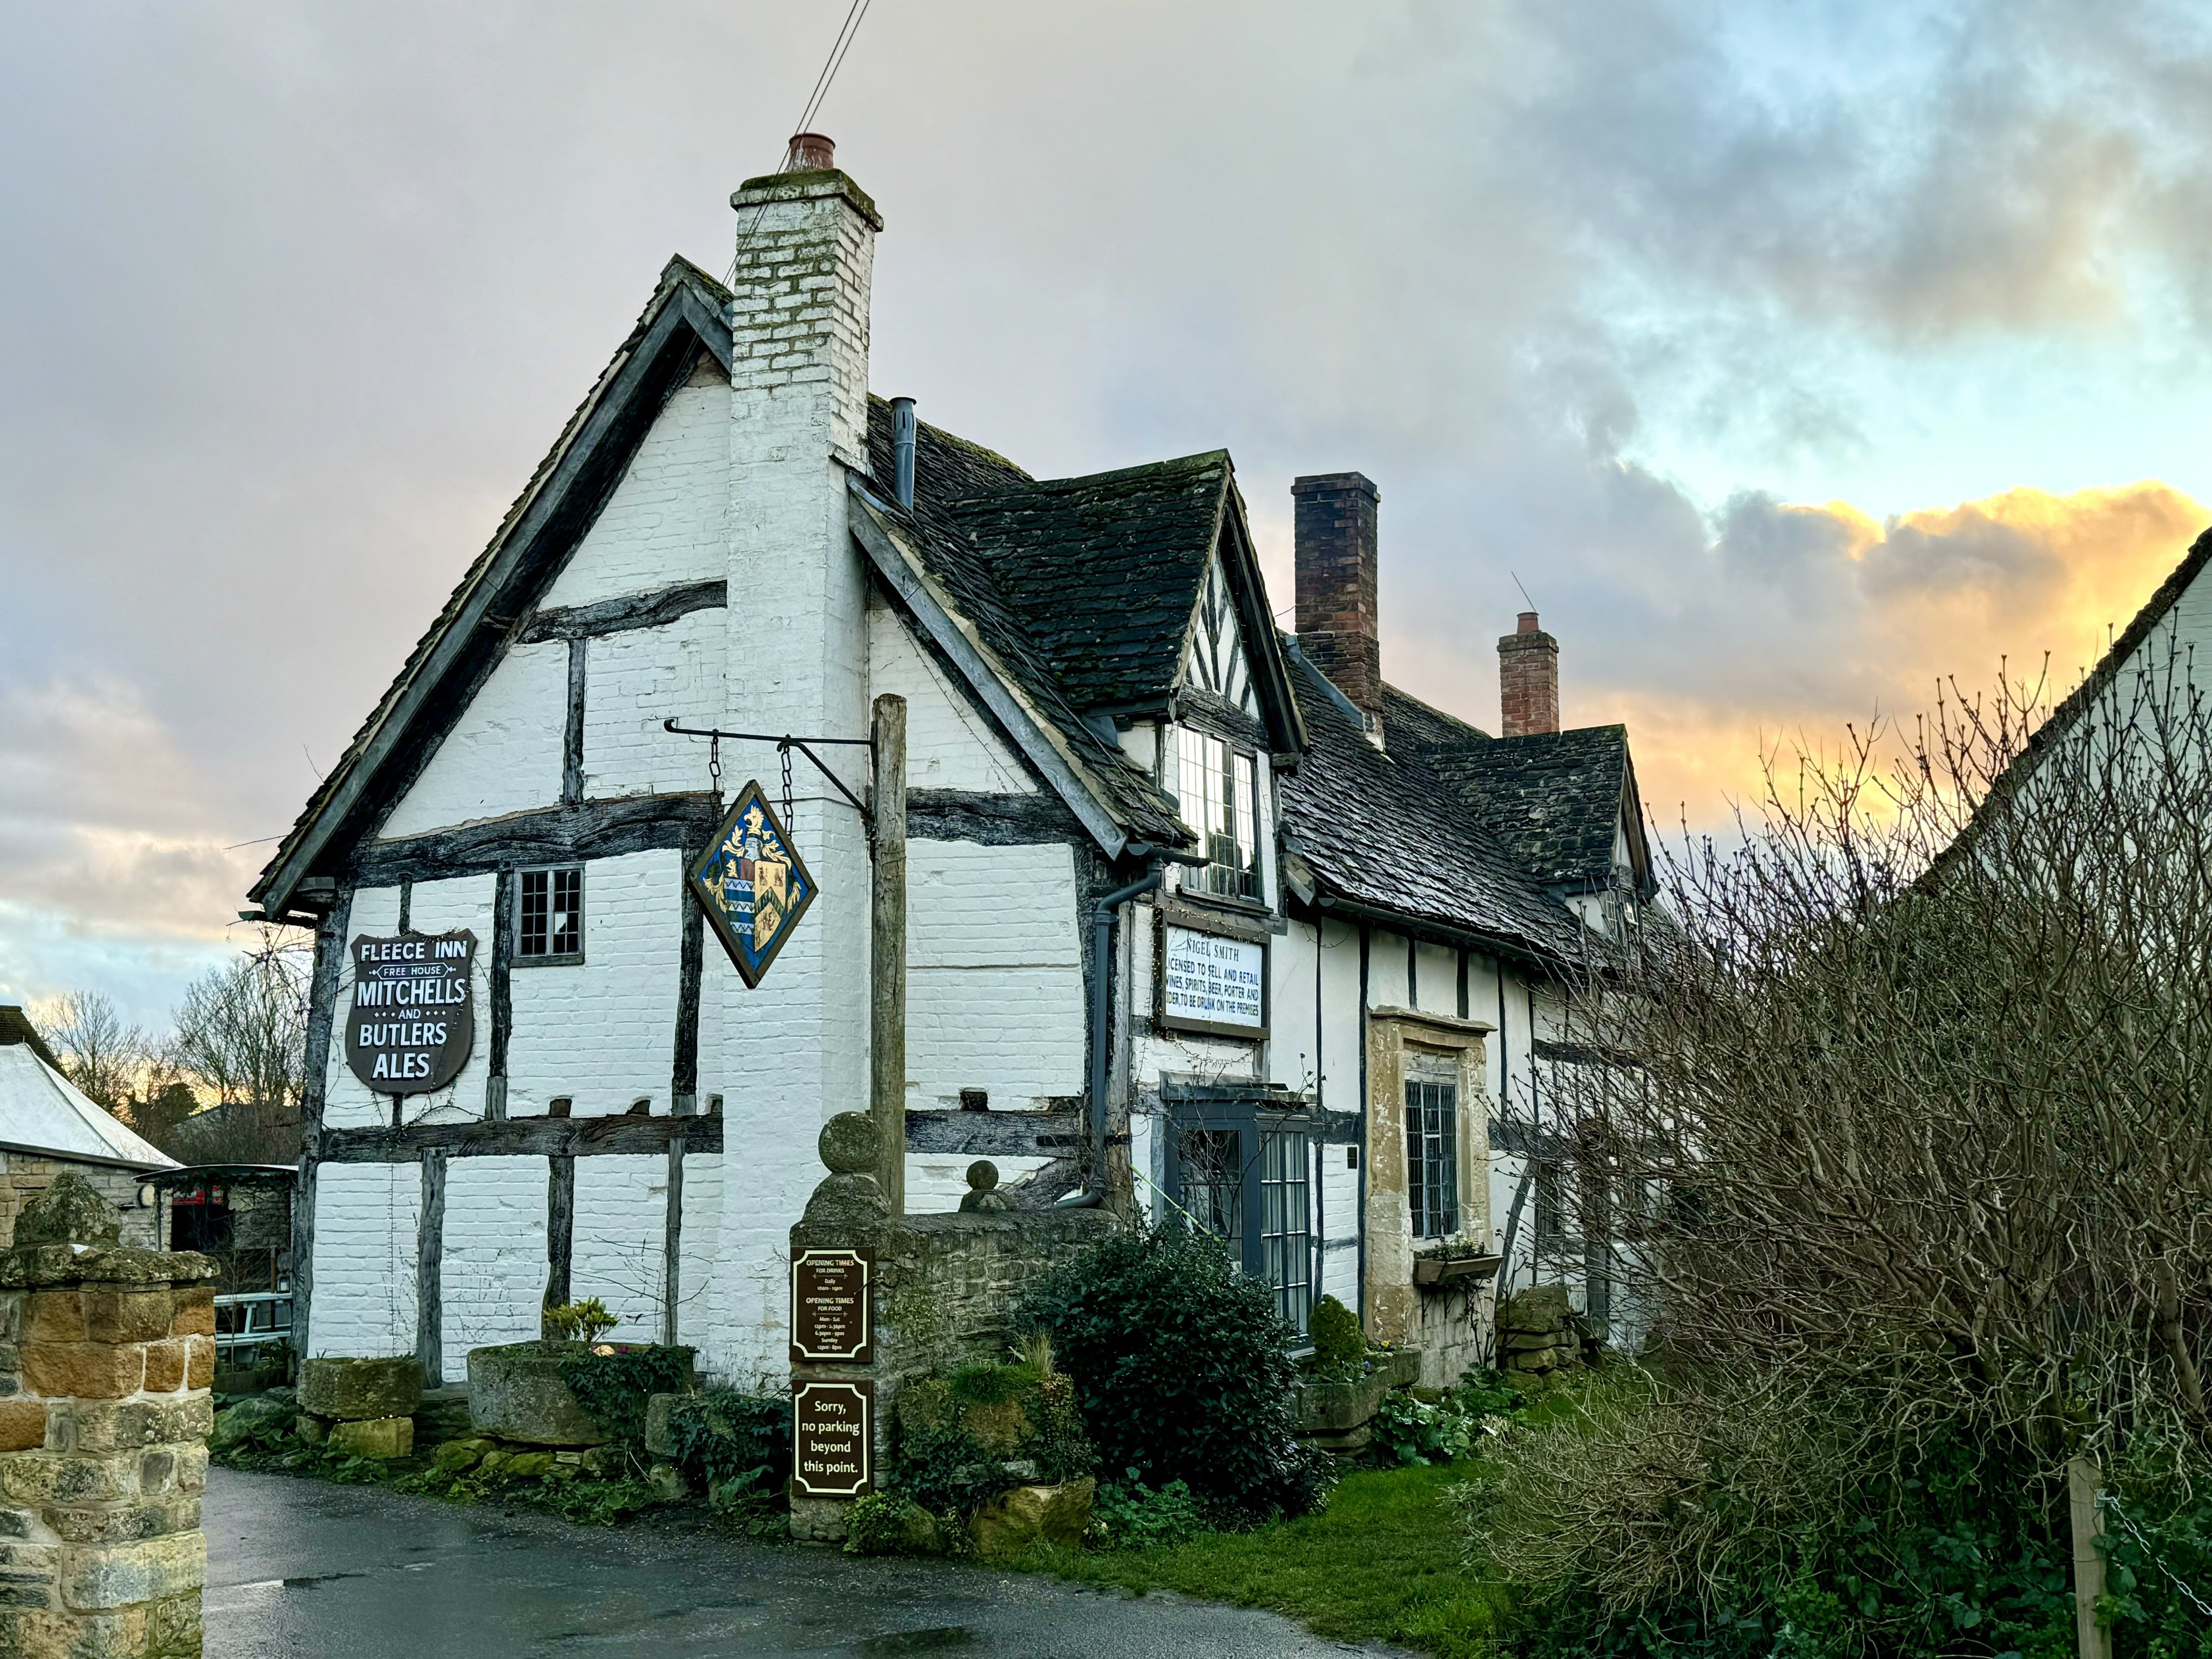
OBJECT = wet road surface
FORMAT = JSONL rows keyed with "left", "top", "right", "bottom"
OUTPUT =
{"left": 204, "top": 1468, "right": 1398, "bottom": 1657}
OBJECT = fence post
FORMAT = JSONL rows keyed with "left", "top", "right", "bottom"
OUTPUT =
{"left": 2069, "top": 1455, "right": 2112, "bottom": 1659}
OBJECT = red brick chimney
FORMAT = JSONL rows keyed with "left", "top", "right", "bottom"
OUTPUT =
{"left": 1499, "top": 611, "right": 1559, "bottom": 737}
{"left": 1293, "top": 473, "right": 1382, "bottom": 723}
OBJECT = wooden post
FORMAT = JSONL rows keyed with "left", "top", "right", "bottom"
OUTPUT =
{"left": 662, "top": 1130, "right": 684, "bottom": 1347}
{"left": 870, "top": 693, "right": 908, "bottom": 1216}
{"left": 416, "top": 1149, "right": 447, "bottom": 1386}
{"left": 2069, "top": 1456, "right": 2112, "bottom": 1659}
{"left": 542, "top": 1153, "right": 575, "bottom": 1335}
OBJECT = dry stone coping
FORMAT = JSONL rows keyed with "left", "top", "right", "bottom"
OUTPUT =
{"left": 299, "top": 1357, "right": 424, "bottom": 1422}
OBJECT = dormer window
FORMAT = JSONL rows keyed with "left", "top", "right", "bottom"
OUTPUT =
{"left": 1178, "top": 731, "right": 1260, "bottom": 903}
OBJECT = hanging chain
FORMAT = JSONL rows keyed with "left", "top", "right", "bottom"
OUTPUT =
{"left": 707, "top": 734, "right": 723, "bottom": 800}
{"left": 780, "top": 742, "right": 795, "bottom": 826}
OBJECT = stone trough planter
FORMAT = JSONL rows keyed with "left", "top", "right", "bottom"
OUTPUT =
{"left": 1291, "top": 1346, "right": 1422, "bottom": 1453}
{"left": 467, "top": 1341, "right": 696, "bottom": 1447}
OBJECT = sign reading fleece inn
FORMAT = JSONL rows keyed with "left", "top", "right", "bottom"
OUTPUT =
{"left": 346, "top": 933, "right": 475, "bottom": 1092}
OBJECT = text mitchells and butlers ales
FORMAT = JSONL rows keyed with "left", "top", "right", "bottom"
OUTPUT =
{"left": 345, "top": 932, "right": 477, "bottom": 1095}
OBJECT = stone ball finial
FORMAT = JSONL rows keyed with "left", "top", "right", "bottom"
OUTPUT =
{"left": 14, "top": 1172, "right": 123, "bottom": 1248}
{"left": 959, "top": 1159, "right": 1011, "bottom": 1214}
{"left": 818, "top": 1111, "right": 879, "bottom": 1176}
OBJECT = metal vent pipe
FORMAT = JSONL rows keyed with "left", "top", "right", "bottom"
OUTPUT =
{"left": 890, "top": 396, "right": 916, "bottom": 509}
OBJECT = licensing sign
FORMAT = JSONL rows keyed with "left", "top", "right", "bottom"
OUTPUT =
{"left": 345, "top": 932, "right": 476, "bottom": 1094}
{"left": 1160, "top": 924, "right": 1266, "bottom": 1039}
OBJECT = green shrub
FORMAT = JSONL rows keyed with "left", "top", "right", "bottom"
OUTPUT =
{"left": 888, "top": 1350, "right": 1096, "bottom": 1519}
{"left": 542, "top": 1298, "right": 617, "bottom": 1344}
{"left": 556, "top": 1345, "right": 693, "bottom": 1442}
{"left": 846, "top": 1491, "right": 935, "bottom": 1556}
{"left": 1369, "top": 1389, "right": 1475, "bottom": 1467}
{"left": 664, "top": 1387, "right": 792, "bottom": 1490}
{"left": 1014, "top": 1227, "right": 1325, "bottom": 1525}
{"left": 1090, "top": 1474, "right": 1204, "bottom": 1550}
{"left": 1309, "top": 1295, "right": 1366, "bottom": 1373}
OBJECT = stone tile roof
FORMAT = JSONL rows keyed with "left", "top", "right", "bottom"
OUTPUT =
{"left": 1384, "top": 688, "right": 1636, "bottom": 894}
{"left": 860, "top": 400, "right": 1192, "bottom": 846}
{"left": 948, "top": 454, "right": 1231, "bottom": 712}
{"left": 1280, "top": 656, "right": 1594, "bottom": 965}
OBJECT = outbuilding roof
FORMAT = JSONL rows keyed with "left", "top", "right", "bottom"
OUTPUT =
{"left": 0, "top": 1044, "right": 176, "bottom": 1171}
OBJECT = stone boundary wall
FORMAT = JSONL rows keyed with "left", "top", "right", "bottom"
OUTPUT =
{"left": 0, "top": 1178, "right": 218, "bottom": 1658}
{"left": 788, "top": 1115, "right": 1115, "bottom": 1541}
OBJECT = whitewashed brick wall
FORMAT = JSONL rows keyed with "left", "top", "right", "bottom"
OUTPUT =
{"left": 505, "top": 849, "right": 682, "bottom": 1117}
{"left": 674, "top": 1151, "right": 724, "bottom": 1365}
{"left": 906, "top": 840, "right": 1083, "bottom": 1108}
{"left": 582, "top": 610, "right": 726, "bottom": 798}
{"left": 308, "top": 1163, "right": 419, "bottom": 1359}
{"left": 379, "top": 642, "right": 567, "bottom": 841}
{"left": 541, "top": 355, "right": 730, "bottom": 608}
{"left": 440, "top": 1155, "right": 548, "bottom": 1359}
{"left": 867, "top": 597, "right": 1033, "bottom": 793}
{"left": 571, "top": 1157, "right": 668, "bottom": 1345}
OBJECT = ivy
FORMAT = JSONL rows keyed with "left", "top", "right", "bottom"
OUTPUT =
{"left": 556, "top": 1345, "right": 694, "bottom": 1443}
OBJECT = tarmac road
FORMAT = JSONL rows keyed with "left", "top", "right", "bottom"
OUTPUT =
{"left": 203, "top": 1468, "right": 1401, "bottom": 1658}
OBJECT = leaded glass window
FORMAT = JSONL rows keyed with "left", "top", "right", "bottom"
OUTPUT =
{"left": 1176, "top": 731, "right": 1261, "bottom": 902}
{"left": 1259, "top": 1130, "right": 1314, "bottom": 1334}
{"left": 1407, "top": 1079, "right": 1458, "bottom": 1238}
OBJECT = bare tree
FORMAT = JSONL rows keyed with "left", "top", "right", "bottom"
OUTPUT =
{"left": 1479, "top": 646, "right": 2212, "bottom": 1611}
{"left": 164, "top": 929, "right": 311, "bottom": 1163}
{"left": 37, "top": 989, "right": 147, "bottom": 1111}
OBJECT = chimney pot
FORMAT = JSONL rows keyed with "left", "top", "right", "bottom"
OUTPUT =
{"left": 1292, "top": 472, "right": 1383, "bottom": 724}
{"left": 1499, "top": 615, "right": 1560, "bottom": 738}
{"left": 787, "top": 132, "right": 835, "bottom": 172}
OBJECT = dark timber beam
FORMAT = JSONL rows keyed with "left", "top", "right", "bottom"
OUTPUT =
{"left": 544, "top": 1154, "right": 575, "bottom": 1334}
{"left": 662, "top": 1136, "right": 683, "bottom": 1348}
{"left": 906, "top": 790, "right": 1087, "bottom": 847}
{"left": 293, "top": 892, "right": 353, "bottom": 1357}
{"left": 903, "top": 1109, "right": 1085, "bottom": 1158}
{"left": 319, "top": 1113, "right": 722, "bottom": 1163}
{"left": 417, "top": 1150, "right": 447, "bottom": 1386}
{"left": 520, "top": 580, "right": 727, "bottom": 644}
{"left": 350, "top": 793, "right": 723, "bottom": 889}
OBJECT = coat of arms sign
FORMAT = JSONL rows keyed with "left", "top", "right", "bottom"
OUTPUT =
{"left": 687, "top": 780, "right": 819, "bottom": 987}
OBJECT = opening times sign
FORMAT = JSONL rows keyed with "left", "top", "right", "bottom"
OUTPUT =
{"left": 346, "top": 932, "right": 476, "bottom": 1094}
{"left": 1160, "top": 923, "right": 1266, "bottom": 1040}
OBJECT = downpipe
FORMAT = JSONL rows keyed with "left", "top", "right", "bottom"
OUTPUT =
{"left": 1056, "top": 866, "right": 1165, "bottom": 1209}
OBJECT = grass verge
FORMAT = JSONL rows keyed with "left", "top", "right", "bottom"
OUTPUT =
{"left": 1020, "top": 1462, "right": 1507, "bottom": 1658}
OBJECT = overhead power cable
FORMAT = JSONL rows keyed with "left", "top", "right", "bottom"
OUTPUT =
{"left": 724, "top": 0, "right": 881, "bottom": 285}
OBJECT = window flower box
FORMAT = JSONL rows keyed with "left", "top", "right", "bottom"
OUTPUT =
{"left": 1412, "top": 1249, "right": 1504, "bottom": 1287}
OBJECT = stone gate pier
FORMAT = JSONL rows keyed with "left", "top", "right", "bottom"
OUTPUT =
{"left": 787, "top": 1113, "right": 1112, "bottom": 1542}
{"left": 0, "top": 1175, "right": 218, "bottom": 1658}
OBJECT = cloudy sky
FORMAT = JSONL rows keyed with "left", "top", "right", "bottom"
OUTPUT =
{"left": 5, "top": 0, "right": 2212, "bottom": 1027}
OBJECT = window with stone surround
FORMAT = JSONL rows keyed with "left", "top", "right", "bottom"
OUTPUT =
{"left": 517, "top": 865, "right": 583, "bottom": 964}
{"left": 1177, "top": 730, "right": 1260, "bottom": 902}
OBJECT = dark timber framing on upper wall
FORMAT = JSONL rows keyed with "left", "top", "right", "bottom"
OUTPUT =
{"left": 251, "top": 268, "right": 734, "bottom": 922}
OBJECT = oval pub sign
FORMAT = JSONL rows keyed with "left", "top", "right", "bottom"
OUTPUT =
{"left": 346, "top": 932, "right": 476, "bottom": 1094}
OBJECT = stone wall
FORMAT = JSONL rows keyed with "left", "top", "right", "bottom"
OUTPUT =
{"left": 0, "top": 1158, "right": 157, "bottom": 1252}
{"left": 787, "top": 1115, "right": 1114, "bottom": 1541}
{"left": 0, "top": 1176, "right": 217, "bottom": 1659}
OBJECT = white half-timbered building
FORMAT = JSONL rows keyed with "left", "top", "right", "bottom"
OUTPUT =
{"left": 249, "top": 138, "right": 1652, "bottom": 1388}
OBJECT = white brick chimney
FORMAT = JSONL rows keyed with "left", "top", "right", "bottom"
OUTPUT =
{"left": 719, "top": 136, "right": 882, "bottom": 1359}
